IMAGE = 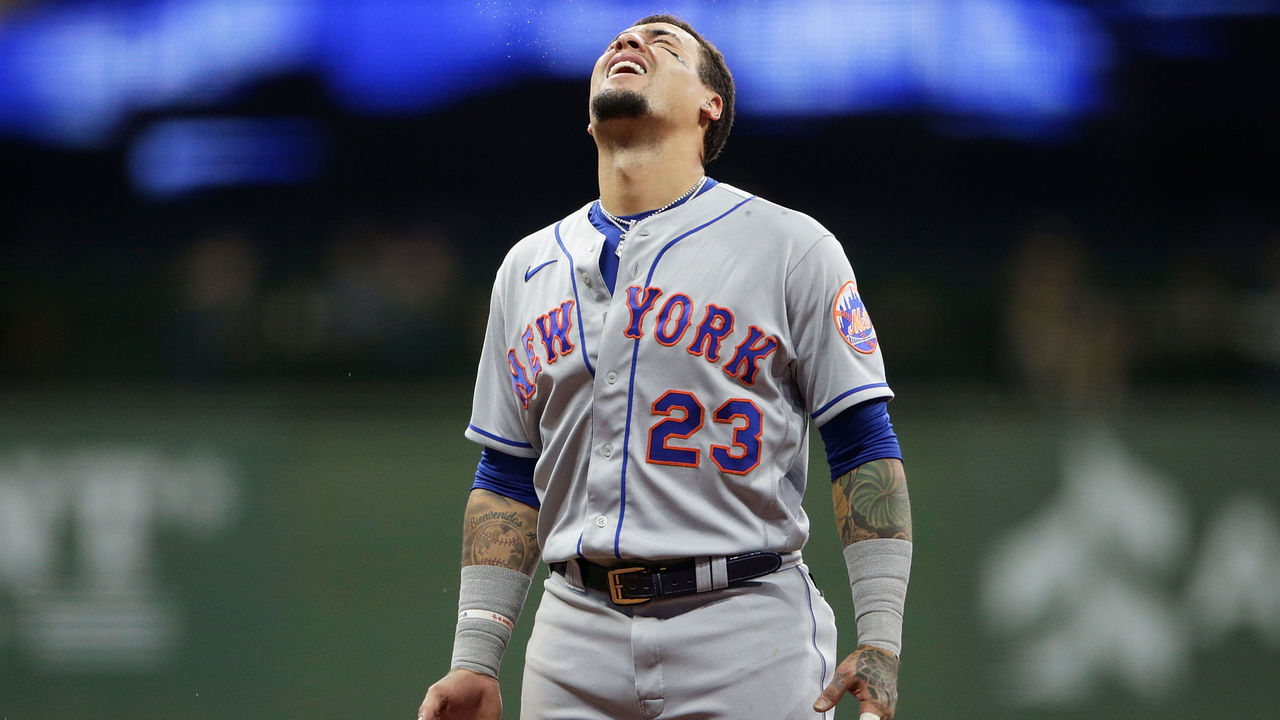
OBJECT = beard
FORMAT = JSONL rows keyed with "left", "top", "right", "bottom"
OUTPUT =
{"left": 591, "top": 88, "right": 651, "bottom": 123}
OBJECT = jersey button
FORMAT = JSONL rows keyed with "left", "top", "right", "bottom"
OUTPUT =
{"left": 581, "top": 272, "right": 592, "bottom": 287}
{"left": 606, "top": 371, "right": 617, "bottom": 384}
{"left": 595, "top": 515, "right": 608, "bottom": 528}
{"left": 601, "top": 444, "right": 613, "bottom": 457}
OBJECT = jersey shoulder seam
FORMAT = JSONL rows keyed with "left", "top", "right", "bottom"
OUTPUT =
{"left": 783, "top": 232, "right": 838, "bottom": 284}
{"left": 707, "top": 181, "right": 754, "bottom": 201}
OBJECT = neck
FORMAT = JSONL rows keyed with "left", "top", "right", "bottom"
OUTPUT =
{"left": 596, "top": 131, "right": 706, "bottom": 216}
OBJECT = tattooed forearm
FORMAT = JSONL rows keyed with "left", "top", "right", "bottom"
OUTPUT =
{"left": 461, "top": 489, "right": 541, "bottom": 575}
{"left": 832, "top": 458, "right": 912, "bottom": 546}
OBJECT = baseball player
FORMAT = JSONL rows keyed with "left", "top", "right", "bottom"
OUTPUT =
{"left": 418, "top": 14, "right": 913, "bottom": 720}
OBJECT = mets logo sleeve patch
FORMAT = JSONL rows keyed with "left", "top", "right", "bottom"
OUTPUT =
{"left": 832, "top": 280, "right": 878, "bottom": 354}
{"left": 785, "top": 233, "right": 893, "bottom": 427}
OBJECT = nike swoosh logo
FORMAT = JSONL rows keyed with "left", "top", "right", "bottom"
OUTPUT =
{"left": 524, "top": 259, "right": 558, "bottom": 282}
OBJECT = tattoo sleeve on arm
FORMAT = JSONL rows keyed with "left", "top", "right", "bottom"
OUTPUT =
{"left": 461, "top": 489, "right": 541, "bottom": 575}
{"left": 832, "top": 458, "right": 912, "bottom": 546}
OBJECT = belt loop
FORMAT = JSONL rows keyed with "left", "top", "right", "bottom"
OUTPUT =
{"left": 565, "top": 558, "right": 584, "bottom": 589}
{"left": 694, "top": 557, "right": 713, "bottom": 592}
{"left": 709, "top": 557, "right": 729, "bottom": 590}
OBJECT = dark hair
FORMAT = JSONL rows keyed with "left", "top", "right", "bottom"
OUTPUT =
{"left": 634, "top": 14, "right": 735, "bottom": 164}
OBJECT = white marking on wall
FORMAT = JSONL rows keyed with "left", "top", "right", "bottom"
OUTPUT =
{"left": 981, "top": 427, "right": 1280, "bottom": 706}
{"left": 0, "top": 446, "right": 239, "bottom": 672}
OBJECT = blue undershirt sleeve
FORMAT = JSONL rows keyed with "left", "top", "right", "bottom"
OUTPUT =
{"left": 472, "top": 447, "right": 540, "bottom": 509}
{"left": 818, "top": 398, "right": 902, "bottom": 480}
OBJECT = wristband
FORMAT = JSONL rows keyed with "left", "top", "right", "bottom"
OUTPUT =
{"left": 450, "top": 565, "right": 532, "bottom": 677}
{"left": 844, "top": 538, "right": 912, "bottom": 656}
{"left": 457, "top": 609, "right": 515, "bottom": 631}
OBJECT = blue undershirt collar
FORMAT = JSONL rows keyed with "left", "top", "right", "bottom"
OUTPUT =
{"left": 588, "top": 177, "right": 719, "bottom": 294}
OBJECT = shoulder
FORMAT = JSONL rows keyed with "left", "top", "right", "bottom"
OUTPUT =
{"left": 711, "top": 182, "right": 833, "bottom": 242}
{"left": 707, "top": 182, "right": 838, "bottom": 268}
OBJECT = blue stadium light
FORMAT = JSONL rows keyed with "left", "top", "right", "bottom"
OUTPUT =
{"left": 0, "top": 0, "right": 311, "bottom": 146}
{"left": 0, "top": 0, "right": 1121, "bottom": 149}
{"left": 1126, "top": 0, "right": 1280, "bottom": 17}
{"left": 127, "top": 117, "right": 321, "bottom": 198}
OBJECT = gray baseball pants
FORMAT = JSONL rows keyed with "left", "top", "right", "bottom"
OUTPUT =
{"left": 520, "top": 560, "right": 837, "bottom": 720}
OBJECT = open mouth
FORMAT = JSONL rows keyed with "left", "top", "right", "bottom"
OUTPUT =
{"left": 608, "top": 60, "right": 646, "bottom": 78}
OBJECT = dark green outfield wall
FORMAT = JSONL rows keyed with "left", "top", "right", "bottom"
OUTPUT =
{"left": 2, "top": 386, "right": 1277, "bottom": 719}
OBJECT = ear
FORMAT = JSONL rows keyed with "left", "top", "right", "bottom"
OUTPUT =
{"left": 700, "top": 94, "right": 723, "bottom": 123}
{"left": 587, "top": 123, "right": 595, "bottom": 137}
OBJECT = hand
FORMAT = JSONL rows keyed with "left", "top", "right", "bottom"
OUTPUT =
{"left": 812, "top": 645, "right": 900, "bottom": 719}
{"left": 418, "top": 669, "right": 502, "bottom": 720}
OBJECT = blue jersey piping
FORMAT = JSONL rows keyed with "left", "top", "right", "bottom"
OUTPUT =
{"left": 554, "top": 220, "right": 596, "bottom": 377}
{"left": 467, "top": 423, "right": 534, "bottom": 449}
{"left": 810, "top": 382, "right": 891, "bottom": 420}
{"left": 613, "top": 194, "right": 757, "bottom": 558}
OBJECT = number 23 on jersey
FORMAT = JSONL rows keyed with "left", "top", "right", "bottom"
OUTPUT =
{"left": 647, "top": 390, "right": 762, "bottom": 475}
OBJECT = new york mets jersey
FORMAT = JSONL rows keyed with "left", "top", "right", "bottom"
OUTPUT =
{"left": 465, "top": 182, "right": 892, "bottom": 564}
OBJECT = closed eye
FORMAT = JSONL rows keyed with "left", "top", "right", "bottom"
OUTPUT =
{"left": 657, "top": 44, "right": 687, "bottom": 66}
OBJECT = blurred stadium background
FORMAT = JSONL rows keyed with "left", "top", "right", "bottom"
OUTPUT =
{"left": 2, "top": 0, "right": 1278, "bottom": 718}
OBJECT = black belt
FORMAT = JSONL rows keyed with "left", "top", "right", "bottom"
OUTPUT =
{"left": 550, "top": 552, "right": 784, "bottom": 606}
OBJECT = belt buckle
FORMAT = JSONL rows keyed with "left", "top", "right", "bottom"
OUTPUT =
{"left": 606, "top": 566, "right": 650, "bottom": 605}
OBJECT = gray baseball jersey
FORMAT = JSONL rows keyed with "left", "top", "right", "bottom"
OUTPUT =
{"left": 465, "top": 181, "right": 892, "bottom": 564}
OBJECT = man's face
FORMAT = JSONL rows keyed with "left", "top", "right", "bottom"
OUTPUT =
{"left": 588, "top": 22, "right": 711, "bottom": 127}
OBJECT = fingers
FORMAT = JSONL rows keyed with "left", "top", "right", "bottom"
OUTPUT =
{"left": 813, "top": 651, "right": 897, "bottom": 718}
{"left": 812, "top": 670, "right": 853, "bottom": 713}
{"left": 418, "top": 690, "right": 441, "bottom": 720}
{"left": 860, "top": 694, "right": 895, "bottom": 720}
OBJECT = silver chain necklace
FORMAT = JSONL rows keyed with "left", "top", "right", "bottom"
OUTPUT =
{"left": 599, "top": 176, "right": 707, "bottom": 256}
